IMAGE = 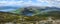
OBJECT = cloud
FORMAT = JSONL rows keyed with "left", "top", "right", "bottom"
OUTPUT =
{"left": 0, "top": 0, "right": 60, "bottom": 7}
{"left": 37, "top": 0, "right": 60, "bottom": 7}
{"left": 0, "top": 0, "right": 33, "bottom": 6}
{"left": 0, "top": 0, "right": 60, "bottom": 11}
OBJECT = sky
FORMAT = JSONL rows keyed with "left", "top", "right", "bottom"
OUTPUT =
{"left": 0, "top": 0, "right": 60, "bottom": 11}
{"left": 0, "top": 0, "right": 60, "bottom": 7}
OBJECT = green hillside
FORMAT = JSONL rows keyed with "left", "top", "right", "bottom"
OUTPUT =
{"left": 0, "top": 12, "right": 20, "bottom": 23}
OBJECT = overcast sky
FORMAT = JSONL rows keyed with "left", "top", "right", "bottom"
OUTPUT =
{"left": 0, "top": 0, "right": 60, "bottom": 11}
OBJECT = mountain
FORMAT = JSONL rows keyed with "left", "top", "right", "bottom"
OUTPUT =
{"left": 0, "top": 6, "right": 60, "bottom": 16}
{"left": 0, "top": 6, "right": 20, "bottom": 10}
{"left": 10, "top": 6, "right": 60, "bottom": 16}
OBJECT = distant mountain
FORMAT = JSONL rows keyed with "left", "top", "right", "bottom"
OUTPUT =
{"left": 40, "top": 7, "right": 60, "bottom": 13}
{"left": 0, "top": 6, "right": 20, "bottom": 10}
{"left": 10, "top": 6, "right": 60, "bottom": 16}
{"left": 21, "top": 6, "right": 60, "bottom": 12}
{"left": 0, "top": 6, "right": 60, "bottom": 16}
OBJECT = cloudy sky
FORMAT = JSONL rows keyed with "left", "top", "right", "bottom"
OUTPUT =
{"left": 0, "top": 0, "right": 60, "bottom": 7}
{"left": 0, "top": 0, "right": 60, "bottom": 11}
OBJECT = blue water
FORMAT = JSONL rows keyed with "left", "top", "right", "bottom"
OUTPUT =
{"left": 26, "top": 13, "right": 33, "bottom": 16}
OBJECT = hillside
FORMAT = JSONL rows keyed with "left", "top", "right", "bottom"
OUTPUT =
{"left": 0, "top": 11, "right": 20, "bottom": 22}
{"left": 0, "top": 6, "right": 60, "bottom": 24}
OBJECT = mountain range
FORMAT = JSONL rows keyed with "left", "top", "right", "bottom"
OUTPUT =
{"left": 0, "top": 6, "right": 60, "bottom": 16}
{"left": 9, "top": 6, "right": 60, "bottom": 16}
